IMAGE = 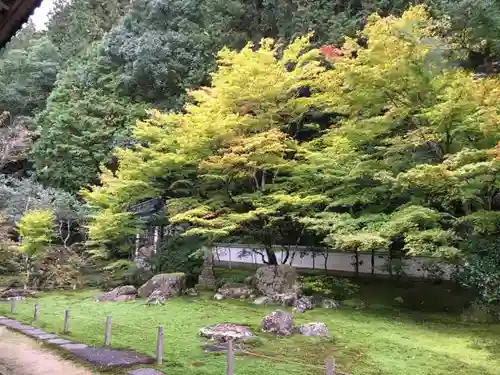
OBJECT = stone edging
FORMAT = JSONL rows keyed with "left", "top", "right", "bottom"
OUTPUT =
{"left": 0, "top": 315, "right": 164, "bottom": 375}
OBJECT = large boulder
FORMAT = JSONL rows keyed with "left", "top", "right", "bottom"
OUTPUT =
{"left": 138, "top": 273, "right": 186, "bottom": 298}
{"left": 261, "top": 310, "right": 294, "bottom": 336}
{"left": 217, "top": 283, "right": 253, "bottom": 299}
{"left": 96, "top": 285, "right": 137, "bottom": 302}
{"left": 0, "top": 288, "right": 37, "bottom": 300}
{"left": 296, "top": 322, "right": 330, "bottom": 337}
{"left": 254, "top": 265, "right": 302, "bottom": 297}
{"left": 199, "top": 323, "right": 254, "bottom": 342}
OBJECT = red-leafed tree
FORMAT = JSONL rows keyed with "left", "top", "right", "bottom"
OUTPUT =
{"left": 320, "top": 44, "right": 342, "bottom": 60}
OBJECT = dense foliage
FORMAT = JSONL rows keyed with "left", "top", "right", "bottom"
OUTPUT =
{"left": 0, "top": 24, "right": 62, "bottom": 119}
{"left": 0, "top": 0, "right": 500, "bottom": 305}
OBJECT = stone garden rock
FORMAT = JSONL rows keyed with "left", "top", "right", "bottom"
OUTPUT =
{"left": 6, "top": 296, "right": 25, "bottom": 301}
{"left": 293, "top": 296, "right": 313, "bottom": 313}
{"left": 138, "top": 273, "right": 186, "bottom": 298}
{"left": 145, "top": 290, "right": 166, "bottom": 305}
{"left": 253, "top": 296, "right": 270, "bottom": 305}
{"left": 199, "top": 323, "right": 254, "bottom": 342}
{"left": 185, "top": 287, "right": 199, "bottom": 296}
{"left": 321, "top": 298, "right": 341, "bottom": 309}
{"left": 254, "top": 265, "right": 302, "bottom": 296}
{"left": 261, "top": 310, "right": 294, "bottom": 336}
{"left": 271, "top": 293, "right": 297, "bottom": 307}
{"left": 213, "top": 293, "right": 225, "bottom": 300}
{"left": 0, "top": 288, "right": 37, "bottom": 299}
{"left": 197, "top": 247, "right": 217, "bottom": 290}
{"left": 217, "top": 283, "right": 253, "bottom": 299}
{"left": 96, "top": 285, "right": 137, "bottom": 302}
{"left": 296, "top": 322, "right": 330, "bottom": 337}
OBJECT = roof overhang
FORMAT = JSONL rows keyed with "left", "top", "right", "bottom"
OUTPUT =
{"left": 0, "top": 0, "right": 42, "bottom": 49}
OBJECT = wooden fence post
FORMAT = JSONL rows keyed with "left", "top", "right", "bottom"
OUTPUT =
{"left": 33, "top": 303, "right": 39, "bottom": 321}
{"left": 326, "top": 357, "right": 335, "bottom": 375}
{"left": 156, "top": 325, "right": 164, "bottom": 365}
{"left": 10, "top": 299, "right": 15, "bottom": 313}
{"left": 63, "top": 310, "right": 70, "bottom": 333}
{"left": 226, "top": 339, "right": 234, "bottom": 375}
{"left": 104, "top": 315, "right": 112, "bottom": 346}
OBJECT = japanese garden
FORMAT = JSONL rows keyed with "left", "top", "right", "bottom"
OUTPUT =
{"left": 1, "top": 1, "right": 500, "bottom": 374}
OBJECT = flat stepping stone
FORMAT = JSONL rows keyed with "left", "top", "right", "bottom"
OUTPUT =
{"left": 67, "top": 347, "right": 154, "bottom": 369}
{"left": 128, "top": 369, "right": 165, "bottom": 375}
{"left": 46, "top": 338, "right": 72, "bottom": 345}
{"left": 0, "top": 319, "right": 30, "bottom": 330}
{"left": 37, "top": 333, "right": 57, "bottom": 340}
{"left": 22, "top": 328, "right": 46, "bottom": 337}
{"left": 60, "top": 343, "right": 89, "bottom": 350}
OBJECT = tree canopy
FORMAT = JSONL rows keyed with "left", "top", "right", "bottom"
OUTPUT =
{"left": 0, "top": 0, "right": 500, "bottom": 302}
{"left": 83, "top": 6, "right": 500, "bottom": 272}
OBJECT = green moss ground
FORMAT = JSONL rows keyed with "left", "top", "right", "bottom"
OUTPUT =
{"left": 0, "top": 289, "right": 499, "bottom": 375}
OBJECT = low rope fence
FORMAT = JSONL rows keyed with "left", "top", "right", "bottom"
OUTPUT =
{"left": 0, "top": 299, "right": 349, "bottom": 375}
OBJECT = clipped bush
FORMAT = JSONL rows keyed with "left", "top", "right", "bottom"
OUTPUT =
{"left": 302, "top": 275, "right": 359, "bottom": 301}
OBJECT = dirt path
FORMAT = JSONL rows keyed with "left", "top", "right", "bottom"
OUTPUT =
{"left": 0, "top": 327, "right": 95, "bottom": 375}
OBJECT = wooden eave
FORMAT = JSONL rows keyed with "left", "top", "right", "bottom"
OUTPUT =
{"left": 0, "top": 0, "right": 42, "bottom": 49}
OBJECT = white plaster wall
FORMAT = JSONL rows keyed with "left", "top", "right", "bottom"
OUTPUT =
{"left": 212, "top": 244, "right": 455, "bottom": 280}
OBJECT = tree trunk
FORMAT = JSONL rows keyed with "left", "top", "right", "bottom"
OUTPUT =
{"left": 388, "top": 247, "right": 393, "bottom": 279}
{"left": 281, "top": 248, "right": 290, "bottom": 264}
{"left": 354, "top": 250, "right": 359, "bottom": 277}
{"left": 371, "top": 249, "right": 375, "bottom": 276}
{"left": 266, "top": 248, "right": 278, "bottom": 265}
{"left": 24, "top": 255, "right": 30, "bottom": 290}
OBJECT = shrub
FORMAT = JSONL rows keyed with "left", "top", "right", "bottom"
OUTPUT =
{"left": 302, "top": 275, "right": 359, "bottom": 300}
{"left": 214, "top": 268, "right": 255, "bottom": 288}
{"left": 102, "top": 259, "right": 153, "bottom": 288}
{"left": 146, "top": 235, "right": 203, "bottom": 287}
{"left": 460, "top": 301, "right": 500, "bottom": 323}
{"left": 459, "top": 251, "right": 500, "bottom": 305}
{"left": 0, "top": 274, "right": 24, "bottom": 287}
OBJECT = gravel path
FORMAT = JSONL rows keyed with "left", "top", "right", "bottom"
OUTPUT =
{"left": 0, "top": 326, "right": 95, "bottom": 375}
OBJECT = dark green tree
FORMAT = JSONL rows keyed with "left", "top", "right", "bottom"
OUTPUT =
{"left": 47, "top": 0, "right": 131, "bottom": 61}
{"left": 31, "top": 45, "right": 147, "bottom": 192}
{"left": 0, "top": 31, "right": 62, "bottom": 118}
